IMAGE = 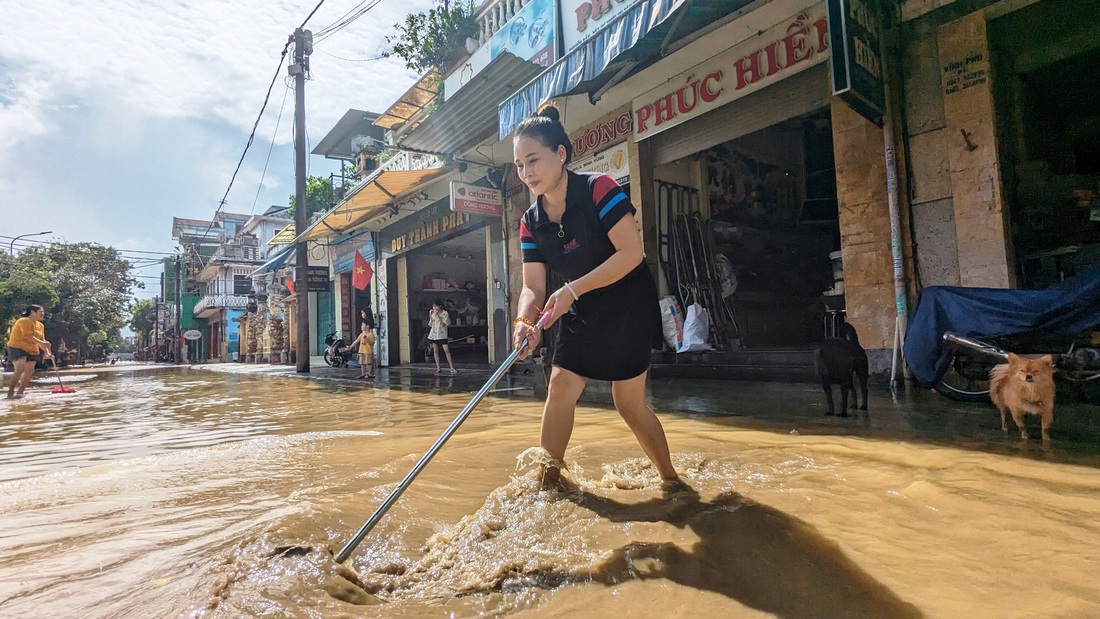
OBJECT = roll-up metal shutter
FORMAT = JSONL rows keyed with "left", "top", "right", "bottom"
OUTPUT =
{"left": 649, "top": 64, "right": 831, "bottom": 167}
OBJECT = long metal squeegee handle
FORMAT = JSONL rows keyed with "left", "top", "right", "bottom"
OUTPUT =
{"left": 335, "top": 303, "right": 556, "bottom": 563}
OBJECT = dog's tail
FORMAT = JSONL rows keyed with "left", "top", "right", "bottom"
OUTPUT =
{"left": 989, "top": 363, "right": 1009, "bottom": 407}
{"left": 838, "top": 322, "right": 860, "bottom": 345}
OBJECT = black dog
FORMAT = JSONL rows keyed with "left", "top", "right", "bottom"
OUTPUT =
{"left": 813, "top": 322, "right": 869, "bottom": 417}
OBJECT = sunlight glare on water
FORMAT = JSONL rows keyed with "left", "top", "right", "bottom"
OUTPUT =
{"left": 1, "top": 367, "right": 1099, "bottom": 618}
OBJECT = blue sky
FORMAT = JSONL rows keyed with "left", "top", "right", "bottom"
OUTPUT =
{"left": 0, "top": 0, "right": 436, "bottom": 298}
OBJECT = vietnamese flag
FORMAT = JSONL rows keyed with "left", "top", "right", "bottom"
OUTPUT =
{"left": 352, "top": 251, "right": 373, "bottom": 290}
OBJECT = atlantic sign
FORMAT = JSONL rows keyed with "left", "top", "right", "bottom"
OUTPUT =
{"left": 450, "top": 181, "right": 504, "bottom": 217}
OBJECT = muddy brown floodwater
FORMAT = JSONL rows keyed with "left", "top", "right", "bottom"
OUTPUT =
{"left": 1, "top": 367, "right": 1099, "bottom": 618}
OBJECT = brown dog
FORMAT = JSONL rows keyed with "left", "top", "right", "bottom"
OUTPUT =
{"left": 990, "top": 353, "right": 1055, "bottom": 441}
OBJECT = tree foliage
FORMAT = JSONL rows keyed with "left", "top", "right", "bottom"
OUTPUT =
{"left": 288, "top": 175, "right": 335, "bottom": 220}
{"left": 3, "top": 243, "right": 136, "bottom": 357}
{"left": 129, "top": 298, "right": 156, "bottom": 349}
{"left": 385, "top": 0, "right": 477, "bottom": 73}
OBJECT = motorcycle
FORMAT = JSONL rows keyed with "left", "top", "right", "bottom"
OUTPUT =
{"left": 903, "top": 267, "right": 1100, "bottom": 402}
{"left": 935, "top": 331, "right": 1100, "bottom": 402}
{"left": 323, "top": 332, "right": 355, "bottom": 367}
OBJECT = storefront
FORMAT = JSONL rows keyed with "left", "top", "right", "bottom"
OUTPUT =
{"left": 330, "top": 233, "right": 377, "bottom": 336}
{"left": 630, "top": 3, "right": 845, "bottom": 350}
{"left": 377, "top": 180, "right": 509, "bottom": 367}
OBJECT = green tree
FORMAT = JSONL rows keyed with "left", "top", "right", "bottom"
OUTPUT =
{"left": 288, "top": 175, "right": 335, "bottom": 220}
{"left": 12, "top": 243, "right": 136, "bottom": 358}
{"left": 129, "top": 298, "right": 156, "bottom": 350}
{"left": 0, "top": 272, "right": 60, "bottom": 334}
{"left": 385, "top": 0, "right": 477, "bottom": 73}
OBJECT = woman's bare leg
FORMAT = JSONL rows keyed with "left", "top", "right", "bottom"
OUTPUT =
{"left": 431, "top": 343, "right": 441, "bottom": 372}
{"left": 6, "top": 359, "right": 25, "bottom": 398}
{"left": 442, "top": 343, "right": 455, "bottom": 372}
{"left": 16, "top": 360, "right": 35, "bottom": 396}
{"left": 540, "top": 366, "right": 586, "bottom": 485}
{"left": 611, "top": 371, "right": 678, "bottom": 481}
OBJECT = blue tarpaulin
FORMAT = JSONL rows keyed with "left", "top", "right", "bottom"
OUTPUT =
{"left": 903, "top": 268, "right": 1100, "bottom": 385}
{"left": 248, "top": 245, "right": 295, "bottom": 277}
{"left": 498, "top": 0, "right": 687, "bottom": 139}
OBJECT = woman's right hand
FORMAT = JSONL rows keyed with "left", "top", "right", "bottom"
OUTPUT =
{"left": 513, "top": 322, "right": 541, "bottom": 360}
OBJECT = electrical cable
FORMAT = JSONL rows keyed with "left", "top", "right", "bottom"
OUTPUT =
{"left": 250, "top": 84, "right": 292, "bottom": 216}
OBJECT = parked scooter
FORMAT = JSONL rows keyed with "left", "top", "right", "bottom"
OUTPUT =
{"left": 323, "top": 332, "right": 354, "bottom": 367}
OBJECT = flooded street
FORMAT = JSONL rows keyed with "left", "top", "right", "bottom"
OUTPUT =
{"left": 2, "top": 367, "right": 1099, "bottom": 618}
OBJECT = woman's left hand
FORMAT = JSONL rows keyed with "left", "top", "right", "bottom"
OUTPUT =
{"left": 543, "top": 286, "right": 575, "bottom": 327}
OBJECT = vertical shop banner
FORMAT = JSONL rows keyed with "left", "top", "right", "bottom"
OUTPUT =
{"left": 377, "top": 260, "right": 389, "bottom": 367}
{"left": 451, "top": 182, "right": 504, "bottom": 216}
{"left": 826, "top": 0, "right": 885, "bottom": 126}
{"left": 632, "top": 5, "right": 830, "bottom": 140}
{"left": 226, "top": 310, "right": 243, "bottom": 361}
{"left": 490, "top": 0, "right": 557, "bottom": 67}
{"left": 561, "top": 0, "right": 639, "bottom": 52}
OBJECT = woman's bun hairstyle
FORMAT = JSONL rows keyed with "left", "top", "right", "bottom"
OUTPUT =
{"left": 514, "top": 103, "right": 573, "bottom": 164}
{"left": 536, "top": 104, "right": 560, "bottom": 123}
{"left": 21, "top": 304, "right": 42, "bottom": 317}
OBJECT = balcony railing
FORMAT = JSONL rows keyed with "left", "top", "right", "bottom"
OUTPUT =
{"left": 209, "top": 243, "right": 262, "bottom": 262}
{"left": 193, "top": 294, "right": 250, "bottom": 316}
{"left": 475, "top": 0, "right": 532, "bottom": 45}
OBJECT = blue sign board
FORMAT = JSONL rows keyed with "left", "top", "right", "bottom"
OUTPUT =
{"left": 331, "top": 234, "right": 376, "bottom": 274}
{"left": 491, "top": 0, "right": 557, "bottom": 67}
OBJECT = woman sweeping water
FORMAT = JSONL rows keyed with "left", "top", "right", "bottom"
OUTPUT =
{"left": 510, "top": 105, "right": 681, "bottom": 489}
{"left": 6, "top": 304, "right": 53, "bottom": 399}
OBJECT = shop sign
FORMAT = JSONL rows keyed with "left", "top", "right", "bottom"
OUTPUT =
{"left": 826, "top": 0, "right": 884, "bottom": 126}
{"left": 380, "top": 201, "right": 475, "bottom": 254}
{"left": 451, "top": 181, "right": 504, "bottom": 217}
{"left": 561, "top": 0, "right": 639, "bottom": 52}
{"left": 490, "top": 0, "right": 557, "bottom": 67}
{"left": 570, "top": 141, "right": 630, "bottom": 185}
{"left": 571, "top": 106, "right": 633, "bottom": 159}
{"left": 183, "top": 329, "right": 203, "bottom": 341}
{"left": 448, "top": 0, "right": 557, "bottom": 99}
{"left": 306, "top": 266, "right": 331, "bottom": 292}
{"left": 632, "top": 5, "right": 829, "bottom": 140}
{"left": 331, "top": 234, "right": 376, "bottom": 274}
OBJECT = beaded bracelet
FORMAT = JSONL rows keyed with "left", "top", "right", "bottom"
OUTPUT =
{"left": 513, "top": 316, "right": 537, "bottom": 328}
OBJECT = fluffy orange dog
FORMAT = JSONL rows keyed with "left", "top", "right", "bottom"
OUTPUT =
{"left": 990, "top": 353, "right": 1055, "bottom": 441}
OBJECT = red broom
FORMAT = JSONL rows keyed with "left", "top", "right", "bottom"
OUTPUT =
{"left": 50, "top": 357, "right": 75, "bottom": 394}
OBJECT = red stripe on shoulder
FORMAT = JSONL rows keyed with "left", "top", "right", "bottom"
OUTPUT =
{"left": 519, "top": 220, "right": 533, "bottom": 238}
{"left": 592, "top": 174, "right": 620, "bottom": 204}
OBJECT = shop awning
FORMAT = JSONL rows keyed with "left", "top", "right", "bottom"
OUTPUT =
{"left": 294, "top": 166, "right": 453, "bottom": 242}
{"left": 374, "top": 71, "right": 442, "bottom": 134}
{"left": 398, "top": 52, "right": 545, "bottom": 154}
{"left": 497, "top": 0, "right": 750, "bottom": 139}
{"left": 248, "top": 245, "right": 295, "bottom": 277}
{"left": 267, "top": 223, "right": 296, "bottom": 245}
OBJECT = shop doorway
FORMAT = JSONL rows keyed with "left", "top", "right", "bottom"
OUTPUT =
{"left": 404, "top": 226, "right": 490, "bottom": 365}
{"left": 991, "top": 0, "right": 1100, "bottom": 288}
{"left": 655, "top": 108, "right": 841, "bottom": 349}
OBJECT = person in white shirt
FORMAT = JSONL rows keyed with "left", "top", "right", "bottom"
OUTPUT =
{"left": 428, "top": 300, "right": 457, "bottom": 375}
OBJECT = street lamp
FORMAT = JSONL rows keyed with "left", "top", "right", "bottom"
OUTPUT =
{"left": 9, "top": 231, "right": 53, "bottom": 258}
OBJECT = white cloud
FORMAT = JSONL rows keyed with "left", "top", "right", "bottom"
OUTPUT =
{"left": 0, "top": 0, "right": 438, "bottom": 260}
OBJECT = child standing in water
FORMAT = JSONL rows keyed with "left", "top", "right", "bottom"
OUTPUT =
{"left": 352, "top": 322, "right": 375, "bottom": 380}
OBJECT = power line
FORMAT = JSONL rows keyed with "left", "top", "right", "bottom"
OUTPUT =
{"left": 251, "top": 84, "right": 292, "bottom": 216}
{"left": 313, "top": 47, "right": 386, "bottom": 63}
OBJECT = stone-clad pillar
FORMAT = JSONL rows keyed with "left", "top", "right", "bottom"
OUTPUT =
{"left": 832, "top": 101, "right": 896, "bottom": 360}
{"left": 938, "top": 12, "right": 1012, "bottom": 288}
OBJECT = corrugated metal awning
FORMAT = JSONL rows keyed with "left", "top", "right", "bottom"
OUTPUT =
{"left": 267, "top": 223, "right": 296, "bottom": 245}
{"left": 374, "top": 71, "right": 442, "bottom": 133}
{"left": 398, "top": 52, "right": 544, "bottom": 154}
{"left": 294, "top": 166, "right": 453, "bottom": 242}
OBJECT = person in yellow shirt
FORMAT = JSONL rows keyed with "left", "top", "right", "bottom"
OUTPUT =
{"left": 6, "top": 305, "right": 53, "bottom": 399}
{"left": 351, "top": 322, "right": 376, "bottom": 380}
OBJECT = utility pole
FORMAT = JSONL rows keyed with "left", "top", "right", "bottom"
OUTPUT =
{"left": 153, "top": 295, "right": 160, "bottom": 364}
{"left": 176, "top": 257, "right": 184, "bottom": 364}
{"left": 292, "top": 27, "right": 313, "bottom": 373}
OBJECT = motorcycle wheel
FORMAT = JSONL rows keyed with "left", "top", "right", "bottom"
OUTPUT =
{"left": 933, "top": 350, "right": 993, "bottom": 402}
{"left": 324, "top": 350, "right": 340, "bottom": 367}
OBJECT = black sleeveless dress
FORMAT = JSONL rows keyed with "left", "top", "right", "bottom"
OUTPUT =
{"left": 519, "top": 171, "right": 662, "bottom": 381}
